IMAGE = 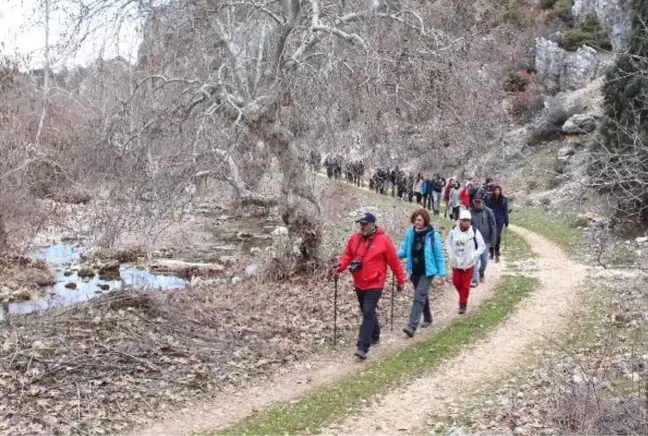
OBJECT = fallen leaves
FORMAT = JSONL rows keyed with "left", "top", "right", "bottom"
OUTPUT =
{"left": 0, "top": 181, "right": 421, "bottom": 435}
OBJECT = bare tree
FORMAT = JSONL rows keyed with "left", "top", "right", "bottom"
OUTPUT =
{"left": 58, "top": 0, "right": 437, "bottom": 261}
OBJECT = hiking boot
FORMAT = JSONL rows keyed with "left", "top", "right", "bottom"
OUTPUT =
{"left": 489, "top": 252, "right": 494, "bottom": 260}
{"left": 495, "top": 254, "right": 500, "bottom": 263}
{"left": 479, "top": 275, "right": 485, "bottom": 283}
{"left": 459, "top": 304, "right": 467, "bottom": 314}
{"left": 354, "top": 349, "right": 367, "bottom": 360}
{"left": 471, "top": 280, "right": 478, "bottom": 288}
{"left": 403, "top": 327, "right": 415, "bottom": 338}
{"left": 421, "top": 320, "right": 432, "bottom": 328}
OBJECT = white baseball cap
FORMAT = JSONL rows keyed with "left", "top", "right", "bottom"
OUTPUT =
{"left": 459, "top": 210, "right": 472, "bottom": 220}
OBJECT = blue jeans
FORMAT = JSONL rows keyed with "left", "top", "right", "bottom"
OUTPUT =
{"left": 473, "top": 245, "right": 491, "bottom": 282}
{"left": 432, "top": 191, "right": 441, "bottom": 212}
{"left": 407, "top": 275, "right": 433, "bottom": 331}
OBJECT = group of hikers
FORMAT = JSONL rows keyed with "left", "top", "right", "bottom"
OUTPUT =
{"left": 332, "top": 170, "right": 510, "bottom": 360}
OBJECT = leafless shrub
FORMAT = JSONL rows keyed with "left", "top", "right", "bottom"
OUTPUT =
{"left": 551, "top": 376, "right": 648, "bottom": 435}
{"left": 511, "top": 82, "right": 546, "bottom": 123}
{"left": 527, "top": 125, "right": 564, "bottom": 145}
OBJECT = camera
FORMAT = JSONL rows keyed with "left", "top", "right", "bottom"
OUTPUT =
{"left": 349, "top": 258, "right": 363, "bottom": 273}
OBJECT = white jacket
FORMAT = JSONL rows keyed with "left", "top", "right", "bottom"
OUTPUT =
{"left": 445, "top": 225, "right": 486, "bottom": 270}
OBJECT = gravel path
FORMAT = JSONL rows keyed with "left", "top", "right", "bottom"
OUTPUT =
{"left": 327, "top": 225, "right": 586, "bottom": 435}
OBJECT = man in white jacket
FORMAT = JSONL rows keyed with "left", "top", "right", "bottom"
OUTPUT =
{"left": 445, "top": 210, "right": 486, "bottom": 314}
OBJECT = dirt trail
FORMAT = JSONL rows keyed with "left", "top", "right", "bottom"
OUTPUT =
{"left": 328, "top": 224, "right": 587, "bottom": 435}
{"left": 131, "top": 261, "right": 505, "bottom": 435}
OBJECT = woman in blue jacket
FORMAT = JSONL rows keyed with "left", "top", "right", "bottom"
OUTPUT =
{"left": 398, "top": 209, "right": 447, "bottom": 337}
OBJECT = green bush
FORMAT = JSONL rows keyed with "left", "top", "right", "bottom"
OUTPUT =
{"left": 505, "top": 0, "right": 531, "bottom": 28}
{"left": 538, "top": 0, "right": 558, "bottom": 9}
{"left": 547, "top": 0, "right": 573, "bottom": 23}
{"left": 570, "top": 215, "right": 591, "bottom": 228}
{"left": 595, "top": 0, "right": 648, "bottom": 223}
{"left": 563, "top": 12, "right": 612, "bottom": 50}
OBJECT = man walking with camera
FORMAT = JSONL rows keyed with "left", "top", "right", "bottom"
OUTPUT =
{"left": 336, "top": 212, "right": 406, "bottom": 360}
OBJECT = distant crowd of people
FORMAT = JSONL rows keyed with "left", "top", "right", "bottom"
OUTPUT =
{"left": 328, "top": 157, "right": 510, "bottom": 361}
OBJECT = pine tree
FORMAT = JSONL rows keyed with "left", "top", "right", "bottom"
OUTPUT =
{"left": 596, "top": 0, "right": 648, "bottom": 222}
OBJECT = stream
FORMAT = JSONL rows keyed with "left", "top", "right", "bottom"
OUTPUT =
{"left": 5, "top": 213, "right": 279, "bottom": 317}
{"left": 7, "top": 244, "right": 189, "bottom": 316}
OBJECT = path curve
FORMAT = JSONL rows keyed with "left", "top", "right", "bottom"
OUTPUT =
{"left": 328, "top": 224, "right": 587, "bottom": 435}
{"left": 130, "top": 257, "right": 505, "bottom": 435}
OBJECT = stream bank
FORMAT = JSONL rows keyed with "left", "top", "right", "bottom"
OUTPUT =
{"left": 1, "top": 212, "right": 279, "bottom": 319}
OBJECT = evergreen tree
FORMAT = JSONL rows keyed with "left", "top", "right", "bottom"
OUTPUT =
{"left": 596, "top": 0, "right": 648, "bottom": 222}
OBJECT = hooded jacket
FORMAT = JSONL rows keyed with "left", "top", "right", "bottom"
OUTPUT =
{"left": 485, "top": 186, "right": 509, "bottom": 226}
{"left": 443, "top": 182, "right": 454, "bottom": 201}
{"left": 460, "top": 184, "right": 471, "bottom": 207}
{"left": 338, "top": 227, "right": 406, "bottom": 290}
{"left": 398, "top": 226, "right": 447, "bottom": 278}
{"left": 445, "top": 225, "right": 486, "bottom": 269}
{"left": 429, "top": 179, "right": 444, "bottom": 193}
{"left": 470, "top": 205, "right": 497, "bottom": 247}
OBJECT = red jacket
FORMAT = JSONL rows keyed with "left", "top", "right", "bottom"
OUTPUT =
{"left": 338, "top": 227, "right": 406, "bottom": 291}
{"left": 460, "top": 188, "right": 471, "bottom": 207}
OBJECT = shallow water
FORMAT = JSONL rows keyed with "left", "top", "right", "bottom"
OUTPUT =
{"left": 8, "top": 244, "right": 188, "bottom": 316}
{"left": 7, "top": 214, "right": 279, "bottom": 317}
{"left": 182, "top": 215, "right": 278, "bottom": 262}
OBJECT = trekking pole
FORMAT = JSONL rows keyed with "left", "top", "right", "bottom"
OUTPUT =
{"left": 390, "top": 274, "right": 395, "bottom": 332}
{"left": 333, "top": 274, "right": 339, "bottom": 346}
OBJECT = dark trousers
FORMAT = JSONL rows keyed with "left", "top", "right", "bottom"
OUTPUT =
{"left": 495, "top": 223, "right": 505, "bottom": 255}
{"left": 355, "top": 288, "right": 382, "bottom": 353}
{"left": 422, "top": 193, "right": 428, "bottom": 209}
{"left": 415, "top": 192, "right": 422, "bottom": 204}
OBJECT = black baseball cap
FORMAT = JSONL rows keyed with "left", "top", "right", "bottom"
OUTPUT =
{"left": 355, "top": 212, "right": 377, "bottom": 224}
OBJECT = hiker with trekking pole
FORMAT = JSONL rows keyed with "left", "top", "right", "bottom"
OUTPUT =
{"left": 334, "top": 212, "right": 406, "bottom": 360}
{"left": 397, "top": 209, "right": 448, "bottom": 338}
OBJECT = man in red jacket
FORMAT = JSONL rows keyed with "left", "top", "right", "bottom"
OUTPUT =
{"left": 336, "top": 212, "right": 406, "bottom": 360}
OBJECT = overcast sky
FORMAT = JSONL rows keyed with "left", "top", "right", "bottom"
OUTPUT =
{"left": 0, "top": 0, "right": 141, "bottom": 70}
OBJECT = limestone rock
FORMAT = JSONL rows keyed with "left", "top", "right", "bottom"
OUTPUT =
{"left": 562, "top": 113, "right": 597, "bottom": 133}
{"left": 244, "top": 264, "right": 262, "bottom": 278}
{"left": 149, "top": 259, "right": 224, "bottom": 277}
{"left": 535, "top": 38, "right": 601, "bottom": 93}
{"left": 572, "top": 0, "right": 632, "bottom": 51}
{"left": 558, "top": 145, "right": 577, "bottom": 161}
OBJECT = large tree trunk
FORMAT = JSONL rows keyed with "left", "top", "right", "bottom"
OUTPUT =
{"left": 263, "top": 122, "right": 322, "bottom": 262}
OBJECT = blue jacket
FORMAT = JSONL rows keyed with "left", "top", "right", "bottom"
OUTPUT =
{"left": 420, "top": 180, "right": 428, "bottom": 195}
{"left": 486, "top": 195, "right": 509, "bottom": 226}
{"left": 398, "top": 226, "right": 447, "bottom": 278}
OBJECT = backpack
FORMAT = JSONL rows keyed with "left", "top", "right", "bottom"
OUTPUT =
{"left": 452, "top": 225, "right": 478, "bottom": 249}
